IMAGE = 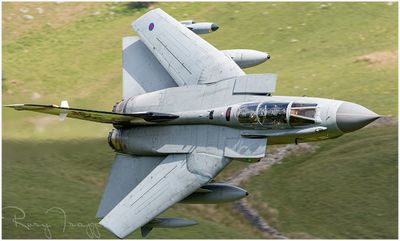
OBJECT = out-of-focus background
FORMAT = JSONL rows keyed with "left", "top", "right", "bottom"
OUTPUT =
{"left": 2, "top": 2, "right": 397, "bottom": 239}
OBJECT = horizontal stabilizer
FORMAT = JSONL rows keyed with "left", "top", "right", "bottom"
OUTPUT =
{"left": 4, "top": 103, "right": 178, "bottom": 126}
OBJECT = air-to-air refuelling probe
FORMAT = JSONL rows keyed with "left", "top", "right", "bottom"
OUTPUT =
{"left": 5, "top": 8, "right": 380, "bottom": 238}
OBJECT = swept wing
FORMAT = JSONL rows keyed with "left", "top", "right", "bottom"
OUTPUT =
{"left": 132, "top": 8, "right": 245, "bottom": 86}
{"left": 99, "top": 125, "right": 266, "bottom": 238}
{"left": 100, "top": 154, "right": 210, "bottom": 238}
{"left": 97, "top": 154, "right": 164, "bottom": 218}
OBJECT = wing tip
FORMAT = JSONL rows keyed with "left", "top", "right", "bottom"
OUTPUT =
{"left": 99, "top": 219, "right": 128, "bottom": 239}
{"left": 3, "top": 104, "right": 26, "bottom": 110}
{"left": 3, "top": 103, "right": 24, "bottom": 107}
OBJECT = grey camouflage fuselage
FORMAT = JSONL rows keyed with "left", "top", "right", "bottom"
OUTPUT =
{"left": 109, "top": 76, "right": 378, "bottom": 157}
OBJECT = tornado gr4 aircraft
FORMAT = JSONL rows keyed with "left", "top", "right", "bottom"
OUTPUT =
{"left": 5, "top": 8, "right": 380, "bottom": 238}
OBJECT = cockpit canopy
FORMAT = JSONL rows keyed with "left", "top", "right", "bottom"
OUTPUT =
{"left": 237, "top": 102, "right": 317, "bottom": 129}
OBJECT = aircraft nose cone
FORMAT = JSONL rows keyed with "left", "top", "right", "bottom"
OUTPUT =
{"left": 211, "top": 23, "right": 219, "bottom": 31}
{"left": 336, "top": 102, "right": 380, "bottom": 133}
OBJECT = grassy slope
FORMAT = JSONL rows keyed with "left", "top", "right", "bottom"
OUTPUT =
{"left": 2, "top": 2, "right": 397, "bottom": 140}
{"left": 2, "top": 139, "right": 263, "bottom": 239}
{"left": 246, "top": 125, "right": 398, "bottom": 239}
{"left": 2, "top": 2, "right": 398, "bottom": 239}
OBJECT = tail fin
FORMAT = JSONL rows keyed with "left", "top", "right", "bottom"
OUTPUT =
{"left": 59, "top": 100, "right": 69, "bottom": 121}
{"left": 122, "top": 36, "right": 177, "bottom": 99}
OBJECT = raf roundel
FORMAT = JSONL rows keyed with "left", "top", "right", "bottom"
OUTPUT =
{"left": 149, "top": 22, "right": 155, "bottom": 31}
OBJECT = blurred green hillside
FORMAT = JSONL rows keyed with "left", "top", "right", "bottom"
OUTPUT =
{"left": 2, "top": 2, "right": 398, "bottom": 239}
{"left": 2, "top": 2, "right": 397, "bottom": 140}
{"left": 2, "top": 139, "right": 264, "bottom": 238}
{"left": 246, "top": 124, "right": 397, "bottom": 239}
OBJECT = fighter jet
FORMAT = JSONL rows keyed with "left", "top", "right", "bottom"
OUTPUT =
{"left": 5, "top": 8, "right": 380, "bottom": 238}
